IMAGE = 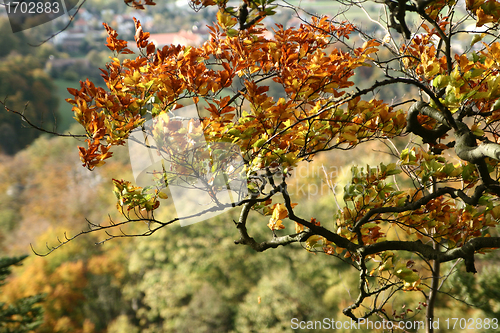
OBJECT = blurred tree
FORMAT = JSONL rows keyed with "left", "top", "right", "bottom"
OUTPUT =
{"left": 444, "top": 256, "right": 500, "bottom": 331}
{"left": 0, "top": 19, "right": 31, "bottom": 57}
{"left": 1, "top": 230, "right": 131, "bottom": 333}
{"left": 0, "top": 16, "right": 62, "bottom": 155}
{"left": 0, "top": 255, "right": 44, "bottom": 333}
{"left": 0, "top": 54, "right": 59, "bottom": 154}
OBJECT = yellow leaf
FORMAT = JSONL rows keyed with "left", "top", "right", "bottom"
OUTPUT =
{"left": 305, "top": 235, "right": 323, "bottom": 250}
{"left": 341, "top": 132, "right": 357, "bottom": 142}
{"left": 470, "top": 34, "right": 483, "bottom": 46}
{"left": 295, "top": 222, "right": 304, "bottom": 233}
{"left": 217, "top": 10, "right": 237, "bottom": 29}
{"left": 157, "top": 191, "right": 169, "bottom": 199}
{"left": 267, "top": 219, "right": 285, "bottom": 230}
{"left": 476, "top": 8, "right": 495, "bottom": 27}
{"left": 272, "top": 203, "right": 289, "bottom": 221}
{"left": 491, "top": 205, "right": 500, "bottom": 219}
{"left": 395, "top": 268, "right": 420, "bottom": 283}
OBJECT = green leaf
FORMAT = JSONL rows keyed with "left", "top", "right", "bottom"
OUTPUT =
{"left": 265, "top": 7, "right": 277, "bottom": 15}
{"left": 253, "top": 138, "right": 267, "bottom": 148}
{"left": 158, "top": 191, "right": 168, "bottom": 199}
{"left": 227, "top": 29, "right": 238, "bottom": 37}
{"left": 442, "top": 163, "right": 455, "bottom": 176}
{"left": 395, "top": 268, "right": 419, "bottom": 283}
{"left": 478, "top": 195, "right": 490, "bottom": 205}
{"left": 470, "top": 34, "right": 483, "bottom": 46}
{"left": 228, "top": 128, "right": 241, "bottom": 136}
{"left": 305, "top": 235, "right": 323, "bottom": 250}
{"left": 432, "top": 75, "right": 449, "bottom": 89}
{"left": 491, "top": 99, "right": 500, "bottom": 111}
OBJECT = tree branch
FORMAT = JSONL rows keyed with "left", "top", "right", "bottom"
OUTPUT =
{"left": 405, "top": 101, "right": 451, "bottom": 143}
{"left": 455, "top": 121, "right": 500, "bottom": 162}
{"left": 233, "top": 196, "right": 314, "bottom": 251}
{"left": 351, "top": 185, "right": 487, "bottom": 233}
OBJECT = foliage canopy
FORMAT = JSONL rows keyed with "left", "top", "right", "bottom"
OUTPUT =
{"left": 25, "top": 0, "right": 500, "bottom": 325}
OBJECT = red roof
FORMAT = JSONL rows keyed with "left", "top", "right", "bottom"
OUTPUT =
{"left": 148, "top": 31, "right": 203, "bottom": 47}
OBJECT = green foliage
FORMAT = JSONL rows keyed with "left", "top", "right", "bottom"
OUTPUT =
{"left": 0, "top": 19, "right": 31, "bottom": 58}
{"left": 106, "top": 315, "right": 139, "bottom": 333}
{"left": 0, "top": 60, "right": 59, "bottom": 155}
{"left": 0, "top": 256, "right": 44, "bottom": 333}
{"left": 0, "top": 17, "right": 61, "bottom": 155}
{"left": 117, "top": 216, "right": 356, "bottom": 332}
{"left": 233, "top": 270, "right": 323, "bottom": 333}
{"left": 444, "top": 257, "right": 500, "bottom": 333}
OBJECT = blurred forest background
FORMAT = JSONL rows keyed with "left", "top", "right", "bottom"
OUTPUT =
{"left": 0, "top": 0, "right": 500, "bottom": 332}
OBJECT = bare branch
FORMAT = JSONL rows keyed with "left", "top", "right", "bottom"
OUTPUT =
{"left": 1, "top": 99, "right": 86, "bottom": 138}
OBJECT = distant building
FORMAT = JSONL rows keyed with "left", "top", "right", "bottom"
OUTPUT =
{"left": 52, "top": 31, "right": 88, "bottom": 52}
{"left": 50, "top": 8, "right": 102, "bottom": 52}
